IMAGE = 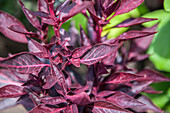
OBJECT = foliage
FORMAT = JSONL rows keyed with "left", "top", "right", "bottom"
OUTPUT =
{"left": 0, "top": 0, "right": 170, "bottom": 112}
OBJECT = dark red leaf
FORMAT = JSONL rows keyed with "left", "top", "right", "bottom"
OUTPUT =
{"left": 104, "top": 72, "right": 143, "bottom": 84}
{"left": 103, "top": 0, "right": 121, "bottom": 17}
{"left": 80, "top": 25, "right": 91, "bottom": 46}
{"left": 0, "top": 10, "right": 27, "bottom": 43}
{"left": 29, "top": 104, "right": 55, "bottom": 113}
{"left": 95, "top": 63, "right": 109, "bottom": 75}
{"left": 0, "top": 85, "right": 26, "bottom": 98}
{"left": 137, "top": 69, "right": 170, "bottom": 83}
{"left": 59, "top": 1, "right": 93, "bottom": 22}
{"left": 19, "top": 0, "right": 40, "bottom": 29}
{"left": 102, "top": 49, "right": 117, "bottom": 65}
{"left": 8, "top": 25, "right": 38, "bottom": 37}
{"left": 72, "top": 46, "right": 91, "bottom": 58}
{"left": 106, "top": 91, "right": 144, "bottom": 108}
{"left": 42, "top": 18, "right": 57, "bottom": 25}
{"left": 41, "top": 96, "right": 66, "bottom": 105}
{"left": 81, "top": 44, "right": 117, "bottom": 65}
{"left": 131, "top": 96, "right": 163, "bottom": 113}
{"left": 114, "top": 0, "right": 144, "bottom": 16}
{"left": 66, "top": 92, "right": 91, "bottom": 105}
{"left": 90, "top": 101, "right": 132, "bottom": 113}
{"left": 117, "top": 30, "right": 157, "bottom": 41}
{"left": 27, "top": 38, "right": 49, "bottom": 58}
{"left": 0, "top": 52, "right": 49, "bottom": 73}
{"left": 64, "top": 104, "right": 78, "bottom": 113}
{"left": 116, "top": 17, "right": 157, "bottom": 28}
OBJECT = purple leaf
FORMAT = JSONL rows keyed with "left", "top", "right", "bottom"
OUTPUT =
{"left": 29, "top": 104, "right": 55, "bottom": 113}
{"left": 55, "top": 0, "right": 71, "bottom": 16}
{"left": 59, "top": 1, "right": 93, "bottom": 22}
{"left": 104, "top": 72, "right": 143, "bottom": 84}
{"left": 80, "top": 25, "right": 91, "bottom": 46}
{"left": 72, "top": 46, "right": 91, "bottom": 58}
{"left": 131, "top": 96, "right": 163, "bottom": 113}
{"left": 41, "top": 96, "right": 66, "bottom": 105}
{"left": 117, "top": 30, "right": 157, "bottom": 41}
{"left": 43, "top": 74, "right": 57, "bottom": 89}
{"left": 137, "top": 69, "right": 170, "bottom": 83}
{"left": 129, "top": 81, "right": 153, "bottom": 96}
{"left": 66, "top": 92, "right": 91, "bottom": 105}
{"left": 95, "top": 63, "right": 109, "bottom": 75}
{"left": 0, "top": 85, "right": 26, "bottom": 98}
{"left": 42, "top": 18, "right": 57, "bottom": 25}
{"left": 114, "top": 0, "right": 144, "bottom": 16}
{"left": 0, "top": 10, "right": 27, "bottom": 43}
{"left": 142, "top": 86, "right": 162, "bottom": 94}
{"left": 8, "top": 25, "right": 38, "bottom": 37}
{"left": 128, "top": 25, "right": 157, "bottom": 59}
{"left": 27, "top": 38, "right": 49, "bottom": 58}
{"left": 116, "top": 17, "right": 157, "bottom": 27}
{"left": 97, "top": 91, "right": 115, "bottom": 98}
{"left": 19, "top": 0, "right": 40, "bottom": 29}
{"left": 106, "top": 91, "right": 144, "bottom": 108}
{"left": 102, "top": 49, "right": 117, "bottom": 65}
{"left": 81, "top": 44, "right": 117, "bottom": 65}
{"left": 0, "top": 52, "right": 49, "bottom": 73}
{"left": 32, "top": 11, "right": 50, "bottom": 19}
{"left": 38, "top": 0, "right": 48, "bottom": 13}
{"left": 90, "top": 101, "right": 132, "bottom": 113}
{"left": 64, "top": 104, "right": 78, "bottom": 113}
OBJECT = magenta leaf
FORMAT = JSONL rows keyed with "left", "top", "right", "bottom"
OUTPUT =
{"left": 114, "top": 0, "right": 144, "bottom": 16}
{"left": 142, "top": 86, "right": 162, "bottom": 94}
{"left": 104, "top": 72, "right": 143, "bottom": 84}
{"left": 72, "top": 46, "right": 91, "bottom": 58}
{"left": 0, "top": 11, "right": 27, "bottom": 43}
{"left": 59, "top": 1, "right": 93, "bottom": 22}
{"left": 29, "top": 104, "right": 55, "bottom": 113}
{"left": 131, "top": 96, "right": 163, "bottom": 113}
{"left": 0, "top": 52, "right": 49, "bottom": 73}
{"left": 81, "top": 44, "right": 117, "bottom": 65}
{"left": 90, "top": 101, "right": 132, "bottom": 113}
{"left": 38, "top": 0, "right": 48, "bottom": 13}
{"left": 69, "top": 58, "right": 80, "bottom": 67}
{"left": 8, "top": 25, "right": 38, "bottom": 37}
{"left": 66, "top": 92, "right": 91, "bottom": 105}
{"left": 117, "top": 30, "right": 157, "bottom": 41}
{"left": 27, "top": 38, "right": 49, "bottom": 58}
{"left": 0, "top": 85, "right": 26, "bottom": 98}
{"left": 32, "top": 11, "right": 50, "bottom": 19}
{"left": 97, "top": 91, "right": 115, "bottom": 98}
{"left": 43, "top": 74, "right": 57, "bottom": 89}
{"left": 41, "top": 96, "right": 66, "bottom": 105}
{"left": 137, "top": 69, "right": 170, "bottom": 83}
{"left": 106, "top": 91, "right": 144, "bottom": 108}
{"left": 64, "top": 104, "right": 78, "bottom": 113}
{"left": 116, "top": 17, "right": 157, "bottom": 28}
{"left": 19, "top": 0, "right": 40, "bottom": 29}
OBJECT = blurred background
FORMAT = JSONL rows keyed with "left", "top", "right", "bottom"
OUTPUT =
{"left": 0, "top": 0, "right": 170, "bottom": 112}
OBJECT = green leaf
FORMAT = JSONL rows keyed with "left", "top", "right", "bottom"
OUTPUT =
{"left": 148, "top": 20, "right": 170, "bottom": 72}
{"left": 142, "top": 10, "right": 170, "bottom": 28}
{"left": 164, "top": 0, "right": 170, "bottom": 12}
